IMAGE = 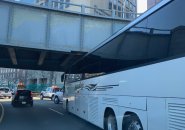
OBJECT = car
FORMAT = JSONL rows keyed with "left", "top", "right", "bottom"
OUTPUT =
{"left": 40, "top": 86, "right": 62, "bottom": 100}
{"left": 11, "top": 90, "right": 33, "bottom": 107}
{"left": 0, "top": 87, "right": 12, "bottom": 99}
{"left": 53, "top": 90, "right": 63, "bottom": 104}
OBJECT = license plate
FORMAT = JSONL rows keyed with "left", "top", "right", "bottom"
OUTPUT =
{"left": 19, "top": 96, "right": 25, "bottom": 100}
{"left": 22, "top": 101, "right": 26, "bottom": 104}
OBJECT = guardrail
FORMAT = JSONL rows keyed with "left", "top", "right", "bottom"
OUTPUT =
{"left": 6, "top": 0, "right": 141, "bottom": 20}
{"left": 47, "top": 0, "right": 141, "bottom": 20}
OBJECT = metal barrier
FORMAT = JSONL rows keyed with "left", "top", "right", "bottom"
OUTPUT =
{"left": 7, "top": 0, "right": 141, "bottom": 20}
{"left": 0, "top": 0, "right": 138, "bottom": 71}
{"left": 1, "top": 0, "right": 133, "bottom": 52}
{"left": 47, "top": 0, "right": 140, "bottom": 20}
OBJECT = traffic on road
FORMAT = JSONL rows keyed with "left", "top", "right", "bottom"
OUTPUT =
{"left": 0, "top": 98, "right": 102, "bottom": 130}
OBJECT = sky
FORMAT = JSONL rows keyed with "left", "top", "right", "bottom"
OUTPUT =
{"left": 137, "top": 0, "right": 147, "bottom": 13}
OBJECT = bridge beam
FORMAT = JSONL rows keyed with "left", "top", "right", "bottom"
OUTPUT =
{"left": 38, "top": 51, "right": 47, "bottom": 66}
{"left": 0, "top": 0, "right": 130, "bottom": 71}
{"left": 8, "top": 48, "right": 17, "bottom": 65}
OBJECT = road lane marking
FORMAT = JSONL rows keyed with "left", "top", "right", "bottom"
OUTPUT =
{"left": 49, "top": 108, "right": 64, "bottom": 116}
{"left": 0, "top": 103, "right": 4, "bottom": 123}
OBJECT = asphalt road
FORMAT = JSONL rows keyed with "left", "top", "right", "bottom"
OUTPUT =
{"left": 0, "top": 98, "right": 102, "bottom": 130}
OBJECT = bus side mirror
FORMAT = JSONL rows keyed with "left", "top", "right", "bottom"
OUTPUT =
{"left": 61, "top": 74, "right": 65, "bottom": 82}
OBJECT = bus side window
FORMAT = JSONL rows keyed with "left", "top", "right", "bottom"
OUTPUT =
{"left": 169, "top": 26, "right": 185, "bottom": 56}
{"left": 146, "top": 0, "right": 185, "bottom": 59}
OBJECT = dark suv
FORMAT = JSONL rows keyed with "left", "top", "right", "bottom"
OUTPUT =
{"left": 11, "top": 90, "right": 33, "bottom": 107}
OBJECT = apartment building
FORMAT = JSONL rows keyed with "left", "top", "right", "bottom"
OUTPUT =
{"left": 0, "top": 68, "right": 63, "bottom": 91}
{"left": 36, "top": 0, "right": 137, "bottom": 18}
{"left": 147, "top": 0, "right": 162, "bottom": 9}
{"left": 0, "top": 68, "right": 26, "bottom": 88}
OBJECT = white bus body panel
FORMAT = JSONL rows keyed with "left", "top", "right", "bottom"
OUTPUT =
{"left": 64, "top": 57, "right": 185, "bottom": 130}
{"left": 166, "top": 98, "right": 185, "bottom": 130}
{"left": 147, "top": 98, "right": 167, "bottom": 130}
{"left": 99, "top": 57, "right": 185, "bottom": 98}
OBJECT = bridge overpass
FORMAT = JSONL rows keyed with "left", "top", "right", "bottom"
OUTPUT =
{"left": 0, "top": 0, "right": 132, "bottom": 71}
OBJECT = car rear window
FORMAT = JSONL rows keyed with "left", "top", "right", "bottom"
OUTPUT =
{"left": 4, "top": 88, "right": 9, "bottom": 92}
{"left": 53, "top": 88, "right": 61, "bottom": 93}
{"left": 17, "top": 90, "right": 31, "bottom": 96}
{"left": 0, "top": 88, "right": 10, "bottom": 92}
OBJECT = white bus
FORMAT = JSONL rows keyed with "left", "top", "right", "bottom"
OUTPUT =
{"left": 62, "top": 0, "right": 185, "bottom": 130}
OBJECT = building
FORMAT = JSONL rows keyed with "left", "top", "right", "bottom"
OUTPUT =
{"left": 0, "top": 68, "right": 26, "bottom": 88}
{"left": 0, "top": 68, "right": 63, "bottom": 91}
{"left": 35, "top": 0, "right": 137, "bottom": 19}
{"left": 147, "top": 0, "right": 162, "bottom": 9}
{"left": 26, "top": 70, "right": 63, "bottom": 92}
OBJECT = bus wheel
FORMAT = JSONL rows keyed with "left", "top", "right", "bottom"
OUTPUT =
{"left": 104, "top": 113, "right": 117, "bottom": 130}
{"left": 122, "top": 114, "right": 143, "bottom": 130}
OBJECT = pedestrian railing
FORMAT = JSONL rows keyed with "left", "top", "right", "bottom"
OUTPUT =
{"left": 7, "top": 0, "right": 141, "bottom": 20}
{"left": 48, "top": 0, "right": 141, "bottom": 20}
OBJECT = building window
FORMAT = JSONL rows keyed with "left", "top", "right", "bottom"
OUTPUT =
{"left": 114, "top": 4, "right": 117, "bottom": 10}
{"left": 118, "top": 6, "right": 121, "bottom": 17}
{"left": 39, "top": 78, "right": 47, "bottom": 84}
{"left": 65, "top": 0, "right": 70, "bottom": 8}
{"left": 109, "top": 2, "right": 112, "bottom": 10}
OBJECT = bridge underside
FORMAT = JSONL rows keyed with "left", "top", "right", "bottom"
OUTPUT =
{"left": 0, "top": 0, "right": 129, "bottom": 71}
{"left": 0, "top": 45, "right": 85, "bottom": 71}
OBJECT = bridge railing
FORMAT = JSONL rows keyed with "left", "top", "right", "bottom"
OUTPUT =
{"left": 6, "top": 0, "right": 141, "bottom": 20}
{"left": 7, "top": 0, "right": 141, "bottom": 20}
{"left": 0, "top": 0, "right": 139, "bottom": 53}
{"left": 48, "top": 0, "right": 141, "bottom": 20}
